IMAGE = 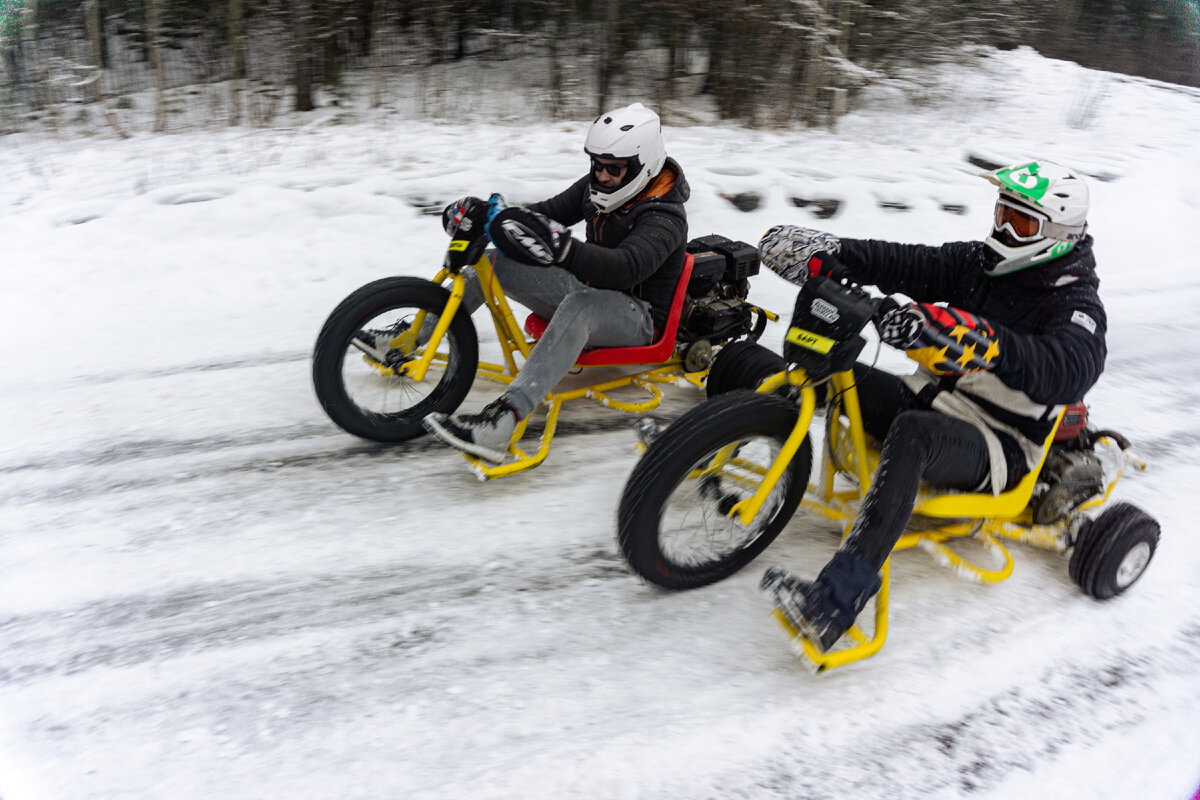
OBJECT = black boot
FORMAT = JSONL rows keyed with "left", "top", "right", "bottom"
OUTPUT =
{"left": 761, "top": 550, "right": 881, "bottom": 652}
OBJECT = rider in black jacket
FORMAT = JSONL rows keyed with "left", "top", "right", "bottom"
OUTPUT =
{"left": 758, "top": 160, "right": 1106, "bottom": 652}
{"left": 421, "top": 103, "right": 690, "bottom": 464}
{"left": 526, "top": 159, "right": 689, "bottom": 330}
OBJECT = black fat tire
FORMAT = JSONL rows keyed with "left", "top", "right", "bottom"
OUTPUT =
{"left": 1068, "top": 501, "right": 1160, "bottom": 600}
{"left": 706, "top": 340, "right": 787, "bottom": 399}
{"left": 618, "top": 390, "right": 812, "bottom": 590}
{"left": 312, "top": 277, "right": 478, "bottom": 442}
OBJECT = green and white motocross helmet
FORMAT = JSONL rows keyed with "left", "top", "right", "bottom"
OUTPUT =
{"left": 982, "top": 160, "right": 1089, "bottom": 275}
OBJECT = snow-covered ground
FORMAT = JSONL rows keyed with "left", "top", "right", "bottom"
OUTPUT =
{"left": 2, "top": 47, "right": 1199, "bottom": 799}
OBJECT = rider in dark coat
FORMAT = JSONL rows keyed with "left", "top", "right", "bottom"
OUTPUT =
{"left": 421, "top": 102, "right": 689, "bottom": 464}
{"left": 527, "top": 156, "right": 690, "bottom": 330}
{"left": 759, "top": 160, "right": 1106, "bottom": 652}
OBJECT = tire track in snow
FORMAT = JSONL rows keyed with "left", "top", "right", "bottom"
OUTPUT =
{"left": 0, "top": 408, "right": 691, "bottom": 507}
{"left": 0, "top": 547, "right": 630, "bottom": 689}
{"left": 697, "top": 622, "right": 1200, "bottom": 799}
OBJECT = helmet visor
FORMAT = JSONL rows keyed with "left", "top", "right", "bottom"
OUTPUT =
{"left": 993, "top": 198, "right": 1046, "bottom": 244}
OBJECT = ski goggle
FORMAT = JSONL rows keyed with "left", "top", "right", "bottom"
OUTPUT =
{"left": 591, "top": 158, "right": 628, "bottom": 177}
{"left": 993, "top": 197, "right": 1047, "bottom": 242}
{"left": 993, "top": 196, "right": 1087, "bottom": 243}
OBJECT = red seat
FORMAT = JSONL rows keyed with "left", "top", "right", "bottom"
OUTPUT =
{"left": 523, "top": 253, "right": 694, "bottom": 367}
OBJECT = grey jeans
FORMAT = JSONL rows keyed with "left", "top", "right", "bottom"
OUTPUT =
{"left": 458, "top": 252, "right": 655, "bottom": 418}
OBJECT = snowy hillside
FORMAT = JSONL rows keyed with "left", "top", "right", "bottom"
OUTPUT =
{"left": 1, "top": 47, "right": 1199, "bottom": 800}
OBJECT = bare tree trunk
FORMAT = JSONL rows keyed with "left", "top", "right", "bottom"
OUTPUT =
{"left": 228, "top": 0, "right": 245, "bottom": 124}
{"left": 829, "top": 0, "right": 850, "bottom": 124}
{"left": 15, "top": 1, "right": 38, "bottom": 109}
{"left": 595, "top": 0, "right": 618, "bottom": 115}
{"left": 546, "top": 4, "right": 564, "bottom": 119}
{"left": 84, "top": 0, "right": 128, "bottom": 138}
{"left": 290, "top": 0, "right": 315, "bottom": 112}
{"left": 800, "top": 0, "right": 830, "bottom": 127}
{"left": 658, "top": 15, "right": 677, "bottom": 119}
{"left": 369, "top": 0, "right": 388, "bottom": 108}
{"left": 147, "top": 0, "right": 167, "bottom": 131}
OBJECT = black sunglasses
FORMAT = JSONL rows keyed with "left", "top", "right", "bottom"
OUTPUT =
{"left": 591, "top": 158, "right": 628, "bottom": 177}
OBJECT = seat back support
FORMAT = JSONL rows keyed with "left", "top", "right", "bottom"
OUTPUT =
{"left": 522, "top": 254, "right": 695, "bottom": 367}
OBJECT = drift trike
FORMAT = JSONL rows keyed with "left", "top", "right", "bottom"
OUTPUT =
{"left": 311, "top": 204, "right": 773, "bottom": 479}
{"left": 617, "top": 274, "right": 1159, "bottom": 671}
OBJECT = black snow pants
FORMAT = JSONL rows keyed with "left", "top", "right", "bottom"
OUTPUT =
{"left": 840, "top": 363, "right": 1026, "bottom": 572}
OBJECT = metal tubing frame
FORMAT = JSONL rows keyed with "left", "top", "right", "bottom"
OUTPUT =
{"left": 757, "top": 375, "right": 1084, "bottom": 671}
{"left": 429, "top": 253, "right": 714, "bottom": 479}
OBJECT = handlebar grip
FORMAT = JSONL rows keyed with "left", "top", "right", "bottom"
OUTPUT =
{"left": 809, "top": 251, "right": 852, "bottom": 283}
{"left": 873, "top": 296, "right": 901, "bottom": 322}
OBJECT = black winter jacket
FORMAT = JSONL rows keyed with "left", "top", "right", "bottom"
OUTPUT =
{"left": 529, "top": 157, "right": 690, "bottom": 327}
{"left": 837, "top": 235, "right": 1107, "bottom": 491}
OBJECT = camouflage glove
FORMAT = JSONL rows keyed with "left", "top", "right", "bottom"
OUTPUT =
{"left": 758, "top": 225, "right": 844, "bottom": 286}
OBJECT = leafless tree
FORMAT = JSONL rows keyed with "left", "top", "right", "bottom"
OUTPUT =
{"left": 228, "top": 0, "right": 246, "bottom": 123}
{"left": 289, "top": 0, "right": 315, "bottom": 111}
{"left": 147, "top": 0, "right": 167, "bottom": 130}
{"left": 84, "top": 0, "right": 128, "bottom": 137}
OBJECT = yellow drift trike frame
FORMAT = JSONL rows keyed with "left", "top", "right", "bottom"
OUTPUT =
{"left": 311, "top": 222, "right": 774, "bottom": 479}
{"left": 614, "top": 275, "right": 1157, "bottom": 673}
{"left": 749, "top": 368, "right": 1145, "bottom": 672}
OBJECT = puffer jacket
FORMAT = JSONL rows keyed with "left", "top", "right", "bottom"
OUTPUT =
{"left": 530, "top": 157, "right": 690, "bottom": 328}
{"left": 837, "top": 235, "right": 1107, "bottom": 493}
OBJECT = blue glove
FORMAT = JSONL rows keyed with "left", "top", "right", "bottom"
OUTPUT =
{"left": 486, "top": 193, "right": 508, "bottom": 228}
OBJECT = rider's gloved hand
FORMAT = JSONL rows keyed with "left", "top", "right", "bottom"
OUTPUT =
{"left": 758, "top": 224, "right": 844, "bottom": 286}
{"left": 487, "top": 206, "right": 574, "bottom": 267}
{"left": 875, "top": 302, "right": 925, "bottom": 348}
{"left": 442, "top": 196, "right": 485, "bottom": 236}
{"left": 486, "top": 193, "right": 508, "bottom": 226}
{"left": 877, "top": 302, "right": 1001, "bottom": 375}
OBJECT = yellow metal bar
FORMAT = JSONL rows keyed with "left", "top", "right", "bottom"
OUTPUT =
{"left": 589, "top": 380, "right": 664, "bottom": 413}
{"left": 469, "top": 254, "right": 533, "bottom": 376}
{"left": 830, "top": 371, "right": 874, "bottom": 492}
{"left": 475, "top": 360, "right": 516, "bottom": 384}
{"left": 729, "top": 380, "right": 817, "bottom": 526}
{"left": 400, "top": 273, "right": 466, "bottom": 382}
{"left": 988, "top": 519, "right": 1072, "bottom": 552}
{"left": 917, "top": 533, "right": 1015, "bottom": 583}
{"left": 773, "top": 559, "right": 891, "bottom": 673}
{"left": 464, "top": 397, "right": 564, "bottom": 479}
{"left": 913, "top": 407, "right": 1066, "bottom": 519}
{"left": 753, "top": 305, "right": 780, "bottom": 323}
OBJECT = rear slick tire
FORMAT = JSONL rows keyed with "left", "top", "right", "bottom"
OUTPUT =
{"left": 705, "top": 340, "right": 787, "bottom": 399}
{"left": 1068, "top": 501, "right": 1160, "bottom": 600}
{"left": 618, "top": 390, "right": 812, "bottom": 590}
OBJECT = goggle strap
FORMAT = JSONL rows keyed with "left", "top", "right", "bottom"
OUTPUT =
{"left": 1041, "top": 219, "right": 1087, "bottom": 242}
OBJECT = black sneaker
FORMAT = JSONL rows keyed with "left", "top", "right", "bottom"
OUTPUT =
{"left": 352, "top": 321, "right": 411, "bottom": 359}
{"left": 423, "top": 397, "right": 520, "bottom": 463}
{"left": 760, "top": 566, "right": 848, "bottom": 653}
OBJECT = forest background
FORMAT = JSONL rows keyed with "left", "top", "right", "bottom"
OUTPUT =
{"left": 1, "top": 0, "right": 1198, "bottom": 137}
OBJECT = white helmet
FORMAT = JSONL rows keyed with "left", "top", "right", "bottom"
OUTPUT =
{"left": 583, "top": 102, "right": 667, "bottom": 213}
{"left": 982, "top": 160, "right": 1089, "bottom": 275}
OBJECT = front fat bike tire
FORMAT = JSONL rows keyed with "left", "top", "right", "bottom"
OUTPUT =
{"left": 618, "top": 390, "right": 813, "bottom": 590}
{"left": 312, "top": 277, "right": 479, "bottom": 443}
